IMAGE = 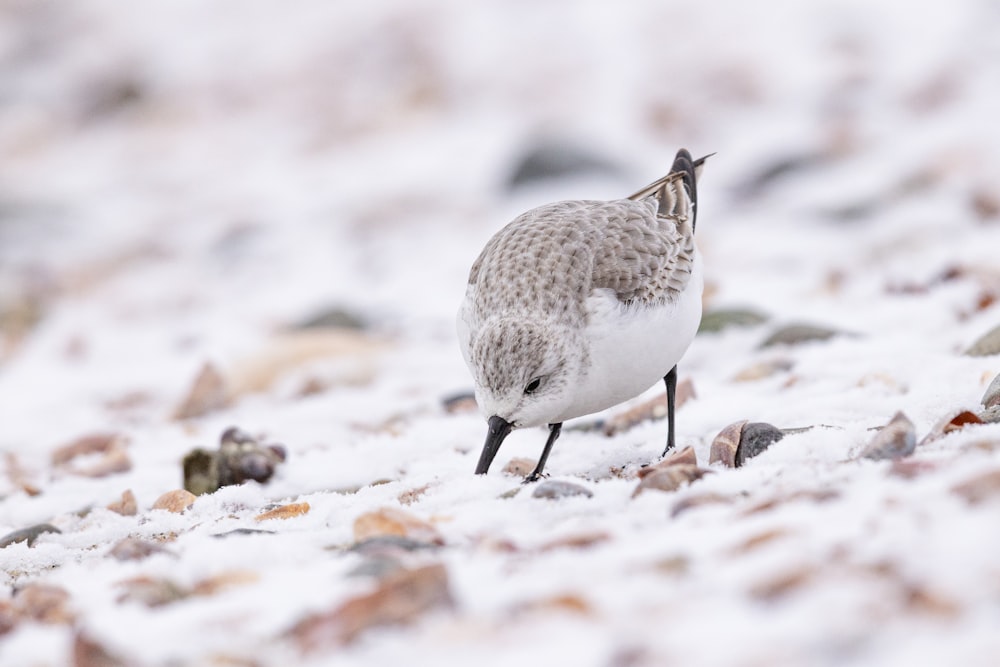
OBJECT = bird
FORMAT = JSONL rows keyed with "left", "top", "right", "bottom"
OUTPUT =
{"left": 457, "top": 148, "right": 709, "bottom": 481}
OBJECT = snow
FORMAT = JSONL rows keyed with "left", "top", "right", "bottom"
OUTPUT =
{"left": 2, "top": 0, "right": 1000, "bottom": 665}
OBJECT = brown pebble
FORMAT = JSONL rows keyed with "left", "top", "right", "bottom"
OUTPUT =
{"left": 51, "top": 432, "right": 132, "bottom": 478}
{"left": 732, "top": 358, "right": 794, "bottom": 382}
{"left": 709, "top": 421, "right": 746, "bottom": 467}
{"left": 951, "top": 469, "right": 1000, "bottom": 504}
{"left": 13, "top": 583, "right": 74, "bottom": 624}
{"left": 919, "top": 410, "right": 984, "bottom": 446}
{"left": 670, "top": 492, "right": 734, "bottom": 518}
{"left": 173, "top": 362, "right": 229, "bottom": 420}
{"left": 750, "top": 567, "right": 814, "bottom": 601}
{"left": 639, "top": 445, "right": 698, "bottom": 477}
{"left": 288, "top": 563, "right": 453, "bottom": 650}
{"left": 255, "top": 502, "right": 310, "bottom": 522}
{"left": 539, "top": 531, "right": 611, "bottom": 552}
{"left": 106, "top": 489, "right": 137, "bottom": 516}
{"left": 602, "top": 379, "right": 695, "bottom": 436}
{"left": 73, "top": 631, "right": 128, "bottom": 667}
{"left": 353, "top": 507, "right": 443, "bottom": 544}
{"left": 108, "top": 537, "right": 172, "bottom": 561}
{"left": 151, "top": 489, "right": 196, "bottom": 513}
{"left": 501, "top": 457, "right": 538, "bottom": 477}
{"left": 511, "top": 593, "right": 592, "bottom": 617}
{"left": 632, "top": 465, "right": 710, "bottom": 498}
{"left": 532, "top": 480, "right": 594, "bottom": 499}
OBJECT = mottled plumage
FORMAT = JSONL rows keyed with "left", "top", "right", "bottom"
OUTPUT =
{"left": 458, "top": 149, "right": 709, "bottom": 479}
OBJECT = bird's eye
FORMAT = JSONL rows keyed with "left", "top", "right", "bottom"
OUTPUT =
{"left": 524, "top": 377, "right": 542, "bottom": 395}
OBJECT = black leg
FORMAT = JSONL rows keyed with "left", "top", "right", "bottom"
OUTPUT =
{"left": 661, "top": 365, "right": 677, "bottom": 457}
{"left": 523, "top": 423, "right": 562, "bottom": 483}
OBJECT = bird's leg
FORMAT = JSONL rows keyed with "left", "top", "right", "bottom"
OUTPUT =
{"left": 661, "top": 365, "right": 677, "bottom": 457}
{"left": 523, "top": 423, "right": 562, "bottom": 483}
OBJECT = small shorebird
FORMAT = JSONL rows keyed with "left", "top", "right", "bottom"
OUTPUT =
{"left": 458, "top": 149, "right": 709, "bottom": 480}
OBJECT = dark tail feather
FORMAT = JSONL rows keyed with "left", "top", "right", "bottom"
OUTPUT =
{"left": 627, "top": 150, "right": 713, "bottom": 232}
{"left": 670, "top": 149, "right": 698, "bottom": 229}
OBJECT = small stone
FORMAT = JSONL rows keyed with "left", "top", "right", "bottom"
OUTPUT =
{"left": 51, "top": 432, "right": 131, "bottom": 478}
{"left": 698, "top": 308, "right": 769, "bottom": 334}
{"left": 255, "top": 502, "right": 310, "bottom": 522}
{"left": 732, "top": 359, "right": 794, "bottom": 382}
{"left": 505, "top": 141, "right": 621, "bottom": 190}
{"left": 441, "top": 391, "right": 477, "bottom": 414}
{"left": 353, "top": 507, "right": 444, "bottom": 544}
{"left": 106, "top": 489, "right": 137, "bottom": 516}
{"left": 182, "top": 448, "right": 219, "bottom": 496}
{"left": 0, "top": 523, "right": 61, "bottom": 549}
{"left": 108, "top": 537, "right": 172, "bottom": 561}
{"left": 602, "top": 380, "right": 696, "bottom": 436}
{"left": 292, "top": 306, "right": 366, "bottom": 331}
{"left": 349, "top": 535, "right": 440, "bottom": 556}
{"left": 709, "top": 421, "right": 746, "bottom": 467}
{"left": 173, "top": 362, "right": 229, "bottom": 420}
{"left": 951, "top": 469, "right": 1000, "bottom": 504}
{"left": 632, "top": 465, "right": 709, "bottom": 497}
{"left": 759, "top": 324, "right": 844, "bottom": 348}
{"left": 73, "top": 631, "right": 128, "bottom": 667}
{"left": 116, "top": 576, "right": 188, "bottom": 607}
{"left": 538, "top": 532, "right": 610, "bottom": 551}
{"left": 13, "top": 583, "right": 74, "bottom": 624}
{"left": 670, "top": 492, "right": 734, "bottom": 518}
{"left": 920, "top": 410, "right": 985, "bottom": 446}
{"left": 858, "top": 412, "right": 916, "bottom": 461}
{"left": 151, "top": 489, "right": 196, "bottom": 513}
{"left": 190, "top": 570, "right": 259, "bottom": 596}
{"left": 737, "top": 423, "right": 785, "bottom": 465}
{"left": 983, "top": 372, "right": 1000, "bottom": 409}
{"left": 288, "top": 563, "right": 454, "bottom": 650}
{"left": 211, "top": 528, "right": 275, "bottom": 538}
{"left": 532, "top": 480, "right": 594, "bottom": 499}
{"left": 346, "top": 557, "right": 404, "bottom": 579}
{"left": 966, "top": 324, "right": 1000, "bottom": 357}
{"left": 501, "top": 457, "right": 538, "bottom": 477}
{"left": 640, "top": 445, "right": 698, "bottom": 475}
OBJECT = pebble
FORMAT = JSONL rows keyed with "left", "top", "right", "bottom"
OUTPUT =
{"left": 151, "top": 489, "right": 196, "bottom": 513}
{"left": 255, "top": 502, "right": 310, "bottom": 522}
{"left": 531, "top": 480, "right": 594, "bottom": 499}
{"left": 983, "top": 372, "right": 1000, "bottom": 409}
{"left": 183, "top": 427, "right": 287, "bottom": 495}
{"left": 632, "top": 465, "right": 709, "bottom": 497}
{"left": 951, "top": 469, "right": 1000, "bottom": 504}
{"left": 173, "top": 362, "right": 229, "bottom": 420}
{"left": 349, "top": 535, "right": 440, "bottom": 555}
{"left": 288, "top": 563, "right": 453, "bottom": 649}
{"left": 858, "top": 412, "right": 916, "bottom": 461}
{"left": 108, "top": 537, "right": 172, "bottom": 561}
{"left": 698, "top": 308, "right": 769, "bottom": 334}
{"left": 0, "top": 523, "right": 61, "bottom": 549}
{"left": 965, "top": 324, "right": 1000, "bottom": 357}
{"left": 759, "top": 323, "right": 843, "bottom": 348}
{"left": 106, "top": 489, "right": 137, "bottom": 516}
{"left": 353, "top": 507, "right": 444, "bottom": 544}
{"left": 709, "top": 421, "right": 784, "bottom": 467}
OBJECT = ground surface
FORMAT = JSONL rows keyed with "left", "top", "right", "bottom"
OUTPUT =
{"left": 2, "top": 1, "right": 1000, "bottom": 665}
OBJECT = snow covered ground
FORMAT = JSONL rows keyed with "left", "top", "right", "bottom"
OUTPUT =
{"left": 2, "top": 1, "right": 1000, "bottom": 665}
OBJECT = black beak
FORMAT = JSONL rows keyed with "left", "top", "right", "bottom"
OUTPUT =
{"left": 475, "top": 415, "right": 512, "bottom": 474}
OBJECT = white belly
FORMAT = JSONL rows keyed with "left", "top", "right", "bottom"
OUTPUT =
{"left": 554, "top": 253, "right": 703, "bottom": 422}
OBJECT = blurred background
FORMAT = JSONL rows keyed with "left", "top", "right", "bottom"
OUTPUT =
{"left": 1, "top": 0, "right": 998, "bottom": 432}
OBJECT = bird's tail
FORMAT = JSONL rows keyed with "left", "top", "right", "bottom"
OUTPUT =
{"left": 628, "top": 149, "right": 713, "bottom": 231}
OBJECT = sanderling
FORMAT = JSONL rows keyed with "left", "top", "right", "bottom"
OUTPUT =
{"left": 458, "top": 149, "right": 709, "bottom": 480}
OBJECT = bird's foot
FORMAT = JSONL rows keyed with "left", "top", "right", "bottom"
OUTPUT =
{"left": 521, "top": 471, "right": 549, "bottom": 484}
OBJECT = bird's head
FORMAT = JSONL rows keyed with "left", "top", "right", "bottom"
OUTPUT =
{"left": 469, "top": 317, "right": 584, "bottom": 473}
